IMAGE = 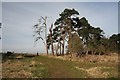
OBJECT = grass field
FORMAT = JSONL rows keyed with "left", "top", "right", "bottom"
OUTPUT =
{"left": 2, "top": 53, "right": 119, "bottom": 78}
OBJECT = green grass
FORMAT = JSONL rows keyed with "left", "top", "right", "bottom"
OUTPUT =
{"left": 2, "top": 54, "right": 118, "bottom": 78}
{"left": 2, "top": 56, "right": 48, "bottom": 78}
{"left": 32, "top": 64, "right": 49, "bottom": 78}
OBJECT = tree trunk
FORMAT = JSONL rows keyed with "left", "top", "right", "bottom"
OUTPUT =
{"left": 49, "top": 24, "right": 54, "bottom": 56}
{"left": 51, "top": 42, "right": 54, "bottom": 56}
{"left": 44, "top": 17, "right": 48, "bottom": 55}
{"left": 56, "top": 42, "right": 59, "bottom": 56}
{"left": 56, "top": 48, "right": 58, "bottom": 56}
{"left": 86, "top": 50, "right": 88, "bottom": 55}
{"left": 46, "top": 42, "right": 48, "bottom": 55}
{"left": 62, "top": 40, "right": 65, "bottom": 56}
{"left": 60, "top": 42, "right": 61, "bottom": 55}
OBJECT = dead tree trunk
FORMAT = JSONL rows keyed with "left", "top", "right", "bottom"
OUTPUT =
{"left": 33, "top": 16, "right": 49, "bottom": 55}
{"left": 43, "top": 16, "right": 48, "bottom": 55}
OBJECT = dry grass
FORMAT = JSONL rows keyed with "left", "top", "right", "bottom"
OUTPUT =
{"left": 2, "top": 53, "right": 118, "bottom": 78}
{"left": 2, "top": 60, "right": 32, "bottom": 78}
{"left": 74, "top": 66, "right": 118, "bottom": 78}
{"left": 49, "top": 53, "right": 118, "bottom": 63}
{"left": 2, "top": 56, "right": 48, "bottom": 78}
{"left": 42, "top": 53, "right": 118, "bottom": 78}
{"left": 86, "top": 67, "right": 108, "bottom": 78}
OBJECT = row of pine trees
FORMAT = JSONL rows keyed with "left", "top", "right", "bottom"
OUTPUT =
{"left": 33, "top": 8, "right": 119, "bottom": 56}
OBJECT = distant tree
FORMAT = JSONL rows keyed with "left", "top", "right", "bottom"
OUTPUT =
{"left": 33, "top": 16, "right": 48, "bottom": 55}
{"left": 99, "top": 37, "right": 110, "bottom": 54}
{"left": 109, "top": 33, "right": 120, "bottom": 53}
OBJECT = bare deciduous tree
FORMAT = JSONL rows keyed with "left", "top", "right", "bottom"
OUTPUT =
{"left": 33, "top": 16, "right": 48, "bottom": 55}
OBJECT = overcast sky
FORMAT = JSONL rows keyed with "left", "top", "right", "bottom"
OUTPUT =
{"left": 1, "top": 0, "right": 120, "bottom": 2}
{"left": 1, "top": 2, "right": 119, "bottom": 53}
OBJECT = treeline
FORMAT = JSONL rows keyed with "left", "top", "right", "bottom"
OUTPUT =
{"left": 33, "top": 8, "right": 119, "bottom": 56}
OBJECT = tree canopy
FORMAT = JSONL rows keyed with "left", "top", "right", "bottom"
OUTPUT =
{"left": 33, "top": 8, "right": 119, "bottom": 56}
